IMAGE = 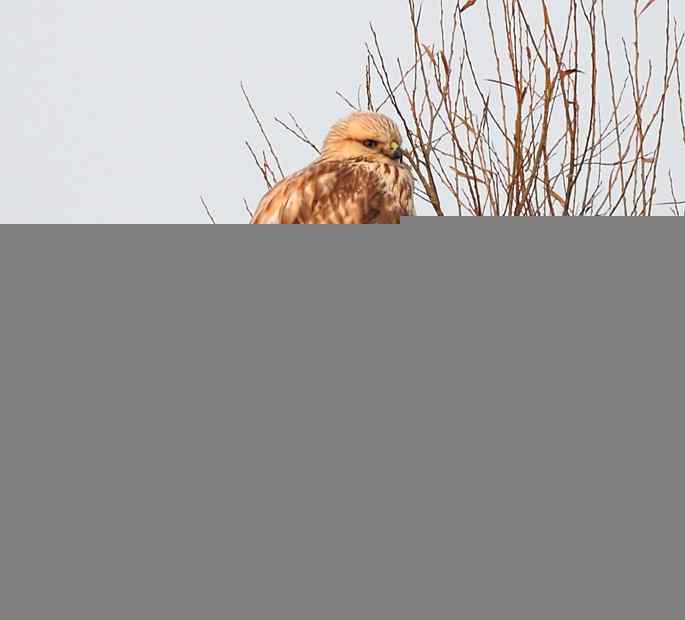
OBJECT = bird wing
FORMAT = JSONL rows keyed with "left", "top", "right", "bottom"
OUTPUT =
{"left": 250, "top": 160, "right": 387, "bottom": 224}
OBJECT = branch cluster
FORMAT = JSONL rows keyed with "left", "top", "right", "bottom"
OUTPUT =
{"left": 246, "top": 0, "right": 685, "bottom": 216}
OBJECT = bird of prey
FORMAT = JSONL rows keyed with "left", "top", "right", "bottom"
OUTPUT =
{"left": 250, "top": 112, "right": 415, "bottom": 224}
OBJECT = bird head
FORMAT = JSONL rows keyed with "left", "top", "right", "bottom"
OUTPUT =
{"left": 321, "top": 112, "right": 406, "bottom": 164}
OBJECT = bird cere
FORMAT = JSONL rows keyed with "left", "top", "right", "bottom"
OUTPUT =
{"left": 250, "top": 112, "right": 415, "bottom": 224}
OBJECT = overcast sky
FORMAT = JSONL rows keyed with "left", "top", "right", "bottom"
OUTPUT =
{"left": 2, "top": 1, "right": 683, "bottom": 223}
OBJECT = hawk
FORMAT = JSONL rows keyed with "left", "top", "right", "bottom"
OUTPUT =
{"left": 250, "top": 112, "right": 415, "bottom": 224}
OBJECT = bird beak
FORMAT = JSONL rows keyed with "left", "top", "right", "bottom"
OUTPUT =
{"left": 389, "top": 143, "right": 403, "bottom": 161}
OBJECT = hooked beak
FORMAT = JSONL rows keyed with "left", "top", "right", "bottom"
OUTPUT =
{"left": 389, "top": 144, "right": 404, "bottom": 162}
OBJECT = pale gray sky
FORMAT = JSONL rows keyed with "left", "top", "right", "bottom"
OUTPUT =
{"left": 2, "top": 1, "right": 683, "bottom": 222}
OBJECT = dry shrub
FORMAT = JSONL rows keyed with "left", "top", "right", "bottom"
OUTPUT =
{"left": 245, "top": 0, "right": 685, "bottom": 216}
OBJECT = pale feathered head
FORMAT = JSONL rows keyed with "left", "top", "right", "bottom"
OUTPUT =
{"left": 321, "top": 112, "right": 405, "bottom": 164}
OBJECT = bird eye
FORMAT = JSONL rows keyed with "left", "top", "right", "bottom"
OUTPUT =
{"left": 363, "top": 140, "right": 378, "bottom": 149}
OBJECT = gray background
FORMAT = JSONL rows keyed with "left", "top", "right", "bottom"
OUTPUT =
{"left": 1, "top": 222, "right": 683, "bottom": 619}
{"left": 2, "top": 1, "right": 684, "bottom": 223}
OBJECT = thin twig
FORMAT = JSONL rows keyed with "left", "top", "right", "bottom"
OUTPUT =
{"left": 200, "top": 195, "right": 217, "bottom": 225}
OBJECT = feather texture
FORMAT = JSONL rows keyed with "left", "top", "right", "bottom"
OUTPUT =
{"left": 251, "top": 113, "right": 415, "bottom": 224}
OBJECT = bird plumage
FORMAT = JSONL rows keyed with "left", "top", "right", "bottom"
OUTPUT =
{"left": 250, "top": 112, "right": 415, "bottom": 224}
